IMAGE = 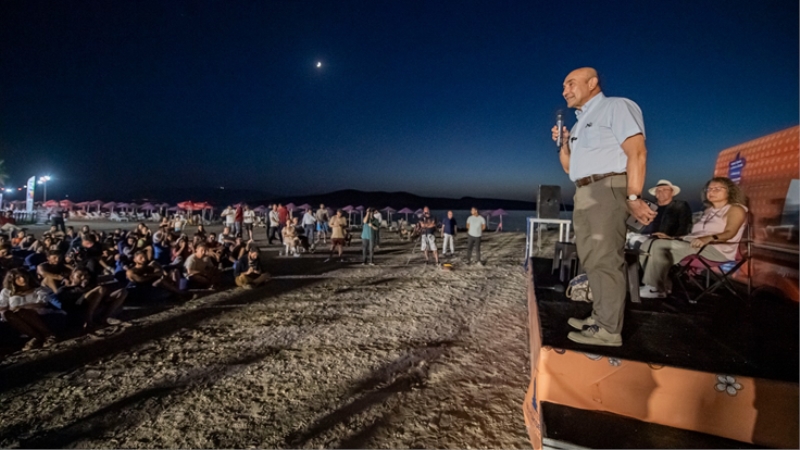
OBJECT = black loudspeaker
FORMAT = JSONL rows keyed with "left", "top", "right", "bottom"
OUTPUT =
{"left": 537, "top": 185, "right": 561, "bottom": 219}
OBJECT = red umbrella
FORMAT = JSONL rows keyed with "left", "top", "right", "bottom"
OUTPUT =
{"left": 59, "top": 199, "right": 74, "bottom": 209}
{"left": 177, "top": 201, "right": 196, "bottom": 211}
{"left": 43, "top": 200, "right": 59, "bottom": 208}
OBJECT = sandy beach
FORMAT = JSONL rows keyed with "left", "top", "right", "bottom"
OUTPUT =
{"left": 0, "top": 221, "right": 548, "bottom": 448}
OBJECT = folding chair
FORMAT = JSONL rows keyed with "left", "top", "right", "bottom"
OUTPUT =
{"left": 674, "top": 216, "right": 752, "bottom": 304}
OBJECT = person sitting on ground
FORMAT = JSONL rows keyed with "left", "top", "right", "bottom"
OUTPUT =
{"left": 0, "top": 268, "right": 57, "bottom": 350}
{"left": 48, "top": 224, "right": 65, "bottom": 240}
{"left": 234, "top": 246, "right": 270, "bottom": 289}
{"left": 218, "top": 226, "right": 235, "bottom": 245}
{"left": 152, "top": 226, "right": 172, "bottom": 266}
{"left": 23, "top": 242, "right": 49, "bottom": 273}
{"left": 194, "top": 224, "right": 208, "bottom": 241}
{"left": 204, "top": 233, "right": 223, "bottom": 265}
{"left": 183, "top": 242, "right": 220, "bottom": 291}
{"left": 125, "top": 250, "right": 186, "bottom": 301}
{"left": 10, "top": 230, "right": 25, "bottom": 249}
{"left": 75, "top": 234, "right": 107, "bottom": 281}
{"left": 51, "top": 267, "right": 128, "bottom": 331}
{"left": 37, "top": 250, "right": 73, "bottom": 292}
{"left": 328, "top": 209, "right": 348, "bottom": 260}
{"left": 639, "top": 177, "right": 748, "bottom": 299}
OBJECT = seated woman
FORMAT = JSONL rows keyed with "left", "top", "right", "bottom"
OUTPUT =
{"left": 640, "top": 177, "right": 747, "bottom": 299}
{"left": 282, "top": 219, "right": 300, "bottom": 256}
{"left": 0, "top": 268, "right": 57, "bottom": 350}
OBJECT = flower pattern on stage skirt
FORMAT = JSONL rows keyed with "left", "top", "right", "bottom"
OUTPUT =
{"left": 715, "top": 374, "right": 743, "bottom": 396}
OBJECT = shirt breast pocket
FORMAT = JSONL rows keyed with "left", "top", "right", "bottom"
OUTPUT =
{"left": 581, "top": 125, "right": 618, "bottom": 151}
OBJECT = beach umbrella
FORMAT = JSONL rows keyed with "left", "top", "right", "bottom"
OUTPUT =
{"left": 298, "top": 203, "right": 311, "bottom": 211}
{"left": 382, "top": 206, "right": 396, "bottom": 223}
{"left": 89, "top": 200, "right": 104, "bottom": 212}
{"left": 492, "top": 208, "right": 508, "bottom": 227}
{"left": 342, "top": 205, "right": 354, "bottom": 223}
{"left": 101, "top": 201, "right": 116, "bottom": 211}
{"left": 414, "top": 208, "right": 424, "bottom": 220}
{"left": 59, "top": 199, "right": 74, "bottom": 210}
{"left": 397, "top": 207, "right": 414, "bottom": 222}
{"left": 140, "top": 202, "right": 156, "bottom": 211}
{"left": 177, "top": 201, "right": 195, "bottom": 211}
{"left": 355, "top": 206, "right": 365, "bottom": 223}
{"left": 167, "top": 206, "right": 180, "bottom": 212}
{"left": 75, "top": 201, "right": 90, "bottom": 210}
{"left": 128, "top": 202, "right": 141, "bottom": 212}
{"left": 43, "top": 200, "right": 59, "bottom": 208}
{"left": 253, "top": 205, "right": 267, "bottom": 213}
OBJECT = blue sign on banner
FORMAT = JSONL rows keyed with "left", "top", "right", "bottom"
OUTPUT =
{"left": 728, "top": 152, "right": 746, "bottom": 184}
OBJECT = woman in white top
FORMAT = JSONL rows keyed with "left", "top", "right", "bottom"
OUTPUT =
{"left": 640, "top": 177, "right": 747, "bottom": 298}
{"left": 0, "top": 268, "right": 56, "bottom": 350}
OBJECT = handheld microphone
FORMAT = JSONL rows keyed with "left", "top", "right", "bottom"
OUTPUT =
{"left": 555, "top": 112, "right": 564, "bottom": 149}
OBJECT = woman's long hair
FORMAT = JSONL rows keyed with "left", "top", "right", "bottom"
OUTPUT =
{"left": 702, "top": 177, "right": 748, "bottom": 207}
{"left": 2, "top": 268, "right": 31, "bottom": 295}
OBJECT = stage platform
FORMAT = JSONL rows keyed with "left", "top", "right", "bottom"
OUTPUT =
{"left": 523, "top": 257, "right": 799, "bottom": 449}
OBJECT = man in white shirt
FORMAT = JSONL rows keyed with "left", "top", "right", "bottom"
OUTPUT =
{"left": 465, "top": 207, "right": 486, "bottom": 266}
{"left": 243, "top": 205, "right": 256, "bottom": 241}
{"left": 302, "top": 209, "right": 317, "bottom": 244}
{"left": 268, "top": 204, "right": 282, "bottom": 245}
{"left": 372, "top": 210, "right": 383, "bottom": 248}
{"left": 221, "top": 205, "right": 235, "bottom": 229}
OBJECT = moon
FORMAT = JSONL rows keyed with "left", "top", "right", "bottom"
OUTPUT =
{"left": 316, "top": 61, "right": 322, "bottom": 68}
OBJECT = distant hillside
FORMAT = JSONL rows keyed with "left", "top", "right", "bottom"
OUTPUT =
{"left": 109, "top": 187, "right": 274, "bottom": 206}
{"left": 262, "top": 189, "right": 542, "bottom": 211}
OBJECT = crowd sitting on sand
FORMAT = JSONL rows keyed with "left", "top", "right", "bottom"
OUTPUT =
{"left": 0, "top": 201, "right": 491, "bottom": 353}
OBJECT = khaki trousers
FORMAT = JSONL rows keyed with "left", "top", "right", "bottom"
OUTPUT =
{"left": 640, "top": 238, "right": 728, "bottom": 291}
{"left": 573, "top": 174, "right": 628, "bottom": 334}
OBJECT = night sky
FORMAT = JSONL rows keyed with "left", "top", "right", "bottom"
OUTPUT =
{"left": 1, "top": 0, "right": 797, "bottom": 203}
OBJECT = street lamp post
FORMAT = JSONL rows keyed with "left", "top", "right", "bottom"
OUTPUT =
{"left": 38, "top": 175, "right": 51, "bottom": 203}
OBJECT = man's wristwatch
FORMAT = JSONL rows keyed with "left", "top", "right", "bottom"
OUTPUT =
{"left": 626, "top": 194, "right": 641, "bottom": 202}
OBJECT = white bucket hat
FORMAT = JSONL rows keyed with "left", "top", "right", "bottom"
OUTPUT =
{"left": 648, "top": 179, "right": 681, "bottom": 196}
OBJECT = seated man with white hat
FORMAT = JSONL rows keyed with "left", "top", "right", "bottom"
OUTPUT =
{"left": 627, "top": 179, "right": 693, "bottom": 249}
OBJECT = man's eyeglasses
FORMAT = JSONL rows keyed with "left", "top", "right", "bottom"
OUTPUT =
{"left": 704, "top": 186, "right": 728, "bottom": 193}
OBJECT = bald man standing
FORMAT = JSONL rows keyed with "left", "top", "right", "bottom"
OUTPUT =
{"left": 552, "top": 68, "right": 656, "bottom": 347}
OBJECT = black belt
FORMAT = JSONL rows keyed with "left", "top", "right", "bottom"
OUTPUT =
{"left": 575, "top": 172, "right": 626, "bottom": 188}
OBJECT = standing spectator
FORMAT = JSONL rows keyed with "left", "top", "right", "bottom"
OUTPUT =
{"left": 51, "top": 206, "right": 67, "bottom": 233}
{"left": 221, "top": 205, "right": 236, "bottom": 233}
{"left": 302, "top": 208, "right": 316, "bottom": 244}
{"left": 233, "top": 204, "right": 244, "bottom": 238}
{"left": 361, "top": 208, "right": 379, "bottom": 265}
{"left": 268, "top": 204, "right": 282, "bottom": 245}
{"left": 441, "top": 210, "right": 457, "bottom": 256}
{"left": 315, "top": 204, "right": 330, "bottom": 243}
{"left": 277, "top": 204, "right": 289, "bottom": 229}
{"left": 419, "top": 207, "right": 439, "bottom": 265}
{"left": 327, "top": 209, "right": 348, "bottom": 261}
{"left": 372, "top": 209, "right": 383, "bottom": 249}
{"left": 243, "top": 205, "right": 256, "bottom": 241}
{"left": 465, "top": 207, "right": 486, "bottom": 265}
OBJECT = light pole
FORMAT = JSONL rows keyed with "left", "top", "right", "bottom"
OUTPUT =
{"left": 38, "top": 175, "right": 51, "bottom": 203}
